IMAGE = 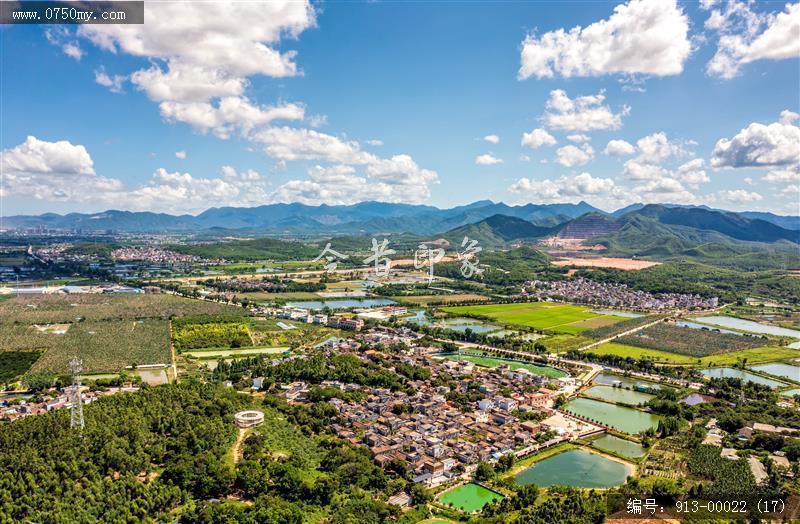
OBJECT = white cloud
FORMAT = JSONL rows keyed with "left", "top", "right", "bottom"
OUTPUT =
{"left": 62, "top": 43, "right": 84, "bottom": 61}
{"left": 675, "top": 158, "right": 710, "bottom": 188}
{"left": 308, "top": 114, "right": 328, "bottom": 128}
{"left": 542, "top": 89, "right": 629, "bottom": 132}
{"left": 604, "top": 139, "right": 636, "bottom": 156}
{"left": 716, "top": 189, "right": 763, "bottom": 204}
{"left": 555, "top": 144, "right": 594, "bottom": 167}
{"left": 45, "top": 28, "right": 84, "bottom": 61}
{"left": 1, "top": 136, "right": 123, "bottom": 202}
{"left": 780, "top": 109, "right": 800, "bottom": 124}
{"left": 764, "top": 167, "right": 800, "bottom": 184}
{"left": 519, "top": 154, "right": 532, "bottom": 162}
{"left": 484, "top": 134, "right": 500, "bottom": 144}
{"left": 159, "top": 99, "right": 305, "bottom": 139}
{"left": 475, "top": 153, "right": 503, "bottom": 165}
{"left": 175, "top": 150, "right": 187, "bottom": 160}
{"left": 509, "top": 172, "right": 614, "bottom": 202}
{"left": 75, "top": 2, "right": 316, "bottom": 133}
{"left": 704, "top": 1, "right": 800, "bottom": 79}
{"left": 634, "top": 132, "right": 687, "bottom": 163}
{"left": 566, "top": 134, "right": 591, "bottom": 143}
{"left": 623, "top": 160, "right": 667, "bottom": 180}
{"left": 637, "top": 176, "right": 687, "bottom": 194}
{"left": 711, "top": 113, "right": 800, "bottom": 168}
{"left": 521, "top": 128, "right": 557, "bottom": 149}
{"left": 518, "top": 0, "right": 690, "bottom": 79}
{"left": 366, "top": 139, "right": 384, "bottom": 146}
{"left": 94, "top": 68, "right": 126, "bottom": 93}
{"left": 252, "top": 126, "right": 375, "bottom": 164}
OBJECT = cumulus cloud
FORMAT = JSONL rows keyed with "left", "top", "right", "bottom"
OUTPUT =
{"left": 604, "top": 139, "right": 636, "bottom": 156}
{"left": 45, "top": 28, "right": 84, "bottom": 61}
{"left": 509, "top": 172, "right": 614, "bottom": 202}
{"left": 675, "top": 158, "right": 710, "bottom": 188}
{"left": 634, "top": 132, "right": 687, "bottom": 164}
{"left": 716, "top": 189, "right": 764, "bottom": 204}
{"left": 475, "top": 153, "right": 503, "bottom": 165}
{"left": 555, "top": 144, "right": 594, "bottom": 167}
{"left": 483, "top": 134, "right": 500, "bottom": 144}
{"left": 566, "top": 134, "right": 591, "bottom": 143}
{"left": 518, "top": 0, "right": 690, "bottom": 79}
{"left": 711, "top": 112, "right": 800, "bottom": 168}
{"left": 365, "top": 139, "right": 384, "bottom": 146}
{"left": 1, "top": 136, "right": 123, "bottom": 202}
{"left": 704, "top": 1, "right": 800, "bottom": 79}
{"left": 75, "top": 2, "right": 316, "bottom": 133}
{"left": 764, "top": 167, "right": 800, "bottom": 184}
{"left": 252, "top": 126, "right": 375, "bottom": 164}
{"left": 94, "top": 67, "right": 126, "bottom": 93}
{"left": 521, "top": 128, "right": 557, "bottom": 149}
{"left": 175, "top": 150, "right": 187, "bottom": 160}
{"left": 542, "top": 89, "right": 629, "bottom": 132}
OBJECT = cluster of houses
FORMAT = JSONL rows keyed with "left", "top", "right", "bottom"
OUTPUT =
{"left": 525, "top": 278, "right": 719, "bottom": 311}
{"left": 276, "top": 350, "right": 569, "bottom": 487}
{"left": 0, "top": 385, "right": 140, "bottom": 422}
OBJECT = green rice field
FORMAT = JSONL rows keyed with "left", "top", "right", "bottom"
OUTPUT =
{"left": 442, "top": 302, "right": 625, "bottom": 334}
{"left": 438, "top": 483, "right": 503, "bottom": 513}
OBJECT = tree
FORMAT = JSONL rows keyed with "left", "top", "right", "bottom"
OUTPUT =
{"left": 474, "top": 461, "right": 494, "bottom": 482}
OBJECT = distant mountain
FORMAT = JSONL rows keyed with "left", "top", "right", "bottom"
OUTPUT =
{"left": 613, "top": 203, "right": 800, "bottom": 230}
{"left": 556, "top": 212, "right": 622, "bottom": 240}
{"left": 2, "top": 200, "right": 600, "bottom": 235}
{"left": 442, "top": 214, "right": 556, "bottom": 247}
{"left": 629, "top": 204, "right": 799, "bottom": 243}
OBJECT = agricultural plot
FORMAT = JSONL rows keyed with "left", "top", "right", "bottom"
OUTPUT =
{"left": 0, "top": 293, "right": 246, "bottom": 323}
{"left": 392, "top": 294, "right": 488, "bottom": 305}
{"left": 0, "top": 351, "right": 40, "bottom": 383}
{"left": 0, "top": 319, "right": 170, "bottom": 374}
{"left": 590, "top": 343, "right": 697, "bottom": 364}
{"left": 442, "top": 302, "right": 626, "bottom": 334}
{"left": 616, "top": 323, "right": 765, "bottom": 357}
{"left": 172, "top": 317, "right": 253, "bottom": 351}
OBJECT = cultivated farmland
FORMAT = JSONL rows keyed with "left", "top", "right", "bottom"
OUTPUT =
{"left": 616, "top": 323, "right": 766, "bottom": 357}
{"left": 441, "top": 302, "right": 626, "bottom": 334}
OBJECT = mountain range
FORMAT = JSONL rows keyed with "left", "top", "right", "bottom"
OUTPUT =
{"left": 4, "top": 200, "right": 798, "bottom": 236}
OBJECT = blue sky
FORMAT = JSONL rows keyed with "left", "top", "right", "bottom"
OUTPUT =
{"left": 1, "top": 0, "right": 799, "bottom": 216}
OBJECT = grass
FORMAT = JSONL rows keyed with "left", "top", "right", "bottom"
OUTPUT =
{"left": 183, "top": 346, "right": 289, "bottom": 358}
{"left": 438, "top": 483, "right": 504, "bottom": 513}
{"left": 590, "top": 342, "right": 698, "bottom": 364}
{"left": 442, "top": 302, "right": 624, "bottom": 334}
{"left": 697, "top": 346, "right": 800, "bottom": 366}
{"left": 436, "top": 353, "right": 567, "bottom": 378}
{"left": 391, "top": 294, "right": 488, "bottom": 305}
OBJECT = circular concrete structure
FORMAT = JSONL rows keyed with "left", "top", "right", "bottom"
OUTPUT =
{"left": 234, "top": 410, "right": 265, "bottom": 428}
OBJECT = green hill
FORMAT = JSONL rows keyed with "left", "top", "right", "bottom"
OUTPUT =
{"left": 443, "top": 214, "right": 556, "bottom": 247}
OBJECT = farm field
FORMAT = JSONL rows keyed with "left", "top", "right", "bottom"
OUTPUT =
{"left": 442, "top": 302, "right": 625, "bottom": 334}
{"left": 540, "top": 334, "right": 594, "bottom": 353}
{"left": 0, "top": 293, "right": 245, "bottom": 323}
{"left": 616, "top": 322, "right": 765, "bottom": 357}
{"left": 551, "top": 257, "right": 661, "bottom": 270}
{"left": 0, "top": 319, "right": 171, "bottom": 374}
{"left": 391, "top": 293, "right": 488, "bottom": 305}
{"left": 235, "top": 291, "right": 323, "bottom": 301}
{"left": 435, "top": 353, "right": 568, "bottom": 378}
{"left": 697, "top": 346, "right": 800, "bottom": 366}
{"left": 589, "top": 343, "right": 698, "bottom": 364}
{"left": 183, "top": 346, "right": 289, "bottom": 358}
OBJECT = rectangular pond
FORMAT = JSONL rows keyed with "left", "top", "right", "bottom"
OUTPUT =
{"left": 565, "top": 397, "right": 661, "bottom": 434}
{"left": 438, "top": 482, "right": 503, "bottom": 513}
{"left": 583, "top": 385, "right": 655, "bottom": 405}
{"left": 515, "top": 449, "right": 632, "bottom": 488}
{"left": 781, "top": 388, "right": 800, "bottom": 398}
{"left": 591, "top": 434, "right": 646, "bottom": 458}
{"left": 690, "top": 316, "right": 800, "bottom": 339}
{"left": 285, "top": 298, "right": 396, "bottom": 310}
{"left": 700, "top": 367, "right": 788, "bottom": 388}
{"left": 750, "top": 363, "right": 800, "bottom": 382}
{"left": 593, "top": 372, "right": 666, "bottom": 391}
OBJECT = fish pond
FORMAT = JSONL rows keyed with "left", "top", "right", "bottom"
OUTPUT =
{"left": 700, "top": 367, "right": 788, "bottom": 388}
{"left": 749, "top": 363, "right": 800, "bottom": 382}
{"left": 593, "top": 372, "right": 665, "bottom": 391}
{"left": 438, "top": 483, "right": 504, "bottom": 513}
{"left": 690, "top": 316, "right": 800, "bottom": 338}
{"left": 582, "top": 385, "right": 655, "bottom": 405}
{"left": 285, "top": 298, "right": 396, "bottom": 310}
{"left": 515, "top": 449, "right": 631, "bottom": 488}
{"left": 407, "top": 315, "right": 502, "bottom": 334}
{"left": 591, "top": 434, "right": 647, "bottom": 458}
{"left": 782, "top": 388, "right": 800, "bottom": 398}
{"left": 565, "top": 397, "right": 661, "bottom": 434}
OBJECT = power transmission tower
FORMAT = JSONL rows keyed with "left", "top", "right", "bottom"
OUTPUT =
{"left": 69, "top": 357, "right": 84, "bottom": 429}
